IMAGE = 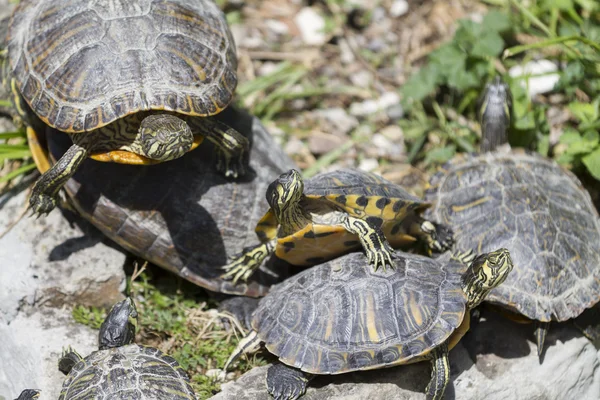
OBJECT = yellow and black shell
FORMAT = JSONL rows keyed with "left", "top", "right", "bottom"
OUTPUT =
{"left": 257, "top": 168, "right": 432, "bottom": 266}
{"left": 59, "top": 344, "right": 197, "bottom": 400}
{"left": 6, "top": 0, "right": 236, "bottom": 133}
{"left": 251, "top": 251, "right": 469, "bottom": 374}
{"left": 425, "top": 148, "right": 600, "bottom": 324}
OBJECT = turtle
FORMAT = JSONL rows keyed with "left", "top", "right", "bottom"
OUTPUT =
{"left": 220, "top": 168, "right": 454, "bottom": 284}
{"left": 58, "top": 297, "right": 197, "bottom": 400}
{"left": 222, "top": 248, "right": 514, "bottom": 400}
{"left": 424, "top": 76, "right": 600, "bottom": 358}
{"left": 2, "top": 0, "right": 248, "bottom": 216}
{"left": 14, "top": 390, "right": 40, "bottom": 400}
{"left": 28, "top": 105, "right": 296, "bottom": 297}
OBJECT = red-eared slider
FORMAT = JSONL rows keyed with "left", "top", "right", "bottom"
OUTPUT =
{"left": 424, "top": 77, "right": 600, "bottom": 358}
{"left": 223, "top": 249, "right": 513, "bottom": 400}
{"left": 58, "top": 298, "right": 197, "bottom": 400}
{"left": 30, "top": 106, "right": 296, "bottom": 297}
{"left": 14, "top": 390, "right": 40, "bottom": 400}
{"left": 4, "top": 0, "right": 247, "bottom": 215}
{"left": 221, "top": 168, "right": 454, "bottom": 284}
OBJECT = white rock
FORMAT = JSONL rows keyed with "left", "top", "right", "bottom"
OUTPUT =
{"left": 316, "top": 108, "right": 359, "bottom": 135}
{"left": 266, "top": 19, "right": 289, "bottom": 36}
{"left": 349, "top": 92, "right": 401, "bottom": 117}
{"left": 390, "top": 0, "right": 409, "bottom": 18}
{"left": 294, "top": 8, "right": 327, "bottom": 46}
{"left": 508, "top": 60, "right": 560, "bottom": 98}
{"left": 206, "top": 368, "right": 225, "bottom": 380}
{"left": 358, "top": 158, "right": 379, "bottom": 172}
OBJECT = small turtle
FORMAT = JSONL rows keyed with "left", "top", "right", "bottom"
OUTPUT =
{"left": 27, "top": 106, "right": 296, "bottom": 297}
{"left": 3, "top": 0, "right": 248, "bottom": 215}
{"left": 59, "top": 297, "right": 197, "bottom": 400}
{"left": 221, "top": 168, "right": 454, "bottom": 284}
{"left": 424, "top": 77, "right": 600, "bottom": 358}
{"left": 223, "top": 249, "right": 513, "bottom": 400}
{"left": 14, "top": 390, "right": 40, "bottom": 400}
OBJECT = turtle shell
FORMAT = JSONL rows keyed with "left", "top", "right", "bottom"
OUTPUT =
{"left": 41, "top": 106, "right": 296, "bottom": 297}
{"left": 58, "top": 344, "right": 196, "bottom": 400}
{"left": 425, "top": 148, "right": 600, "bottom": 322}
{"left": 257, "top": 169, "right": 432, "bottom": 266}
{"left": 7, "top": 0, "right": 237, "bottom": 133}
{"left": 251, "top": 251, "right": 468, "bottom": 374}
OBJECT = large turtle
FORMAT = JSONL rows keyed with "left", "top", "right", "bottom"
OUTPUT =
{"left": 223, "top": 249, "right": 513, "bottom": 400}
{"left": 3, "top": 0, "right": 248, "bottom": 215}
{"left": 29, "top": 106, "right": 296, "bottom": 297}
{"left": 221, "top": 168, "right": 454, "bottom": 284}
{"left": 424, "top": 77, "right": 600, "bottom": 358}
{"left": 58, "top": 297, "right": 197, "bottom": 400}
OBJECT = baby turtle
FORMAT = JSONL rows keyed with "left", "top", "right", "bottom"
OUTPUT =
{"left": 3, "top": 0, "right": 247, "bottom": 215}
{"left": 27, "top": 106, "right": 295, "bottom": 297}
{"left": 223, "top": 249, "right": 513, "bottom": 400}
{"left": 58, "top": 298, "right": 196, "bottom": 400}
{"left": 425, "top": 77, "right": 600, "bottom": 358}
{"left": 221, "top": 168, "right": 453, "bottom": 284}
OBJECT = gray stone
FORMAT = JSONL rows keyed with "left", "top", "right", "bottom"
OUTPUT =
{"left": 0, "top": 306, "right": 97, "bottom": 400}
{"left": 0, "top": 188, "right": 127, "bottom": 322}
{"left": 212, "top": 312, "right": 600, "bottom": 400}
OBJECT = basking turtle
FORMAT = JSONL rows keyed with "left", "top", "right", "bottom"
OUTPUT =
{"left": 14, "top": 390, "right": 40, "bottom": 400}
{"left": 223, "top": 249, "right": 513, "bottom": 400}
{"left": 424, "top": 77, "right": 600, "bottom": 357}
{"left": 59, "top": 297, "right": 196, "bottom": 400}
{"left": 3, "top": 0, "right": 248, "bottom": 215}
{"left": 221, "top": 168, "right": 454, "bottom": 284}
{"left": 29, "top": 106, "right": 296, "bottom": 297}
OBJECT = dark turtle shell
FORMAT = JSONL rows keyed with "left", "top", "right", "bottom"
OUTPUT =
{"left": 251, "top": 251, "right": 468, "bottom": 374}
{"left": 7, "top": 0, "right": 237, "bottom": 132}
{"left": 44, "top": 106, "right": 296, "bottom": 296}
{"left": 425, "top": 148, "right": 600, "bottom": 322}
{"left": 59, "top": 344, "right": 196, "bottom": 400}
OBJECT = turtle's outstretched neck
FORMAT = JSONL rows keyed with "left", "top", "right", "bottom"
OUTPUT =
{"left": 479, "top": 77, "right": 511, "bottom": 152}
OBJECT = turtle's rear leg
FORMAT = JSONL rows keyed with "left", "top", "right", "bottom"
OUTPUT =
{"left": 267, "top": 363, "right": 312, "bottom": 400}
{"left": 221, "top": 240, "right": 276, "bottom": 284}
{"left": 425, "top": 342, "right": 450, "bottom": 400}
{"left": 30, "top": 141, "right": 89, "bottom": 215}
{"left": 58, "top": 347, "right": 83, "bottom": 375}
{"left": 408, "top": 217, "right": 454, "bottom": 254}
{"left": 193, "top": 117, "right": 249, "bottom": 178}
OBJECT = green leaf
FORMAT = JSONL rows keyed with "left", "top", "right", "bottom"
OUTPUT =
{"left": 429, "top": 44, "right": 465, "bottom": 67}
{"left": 401, "top": 64, "right": 440, "bottom": 103}
{"left": 537, "top": 135, "right": 550, "bottom": 156}
{"left": 482, "top": 11, "right": 512, "bottom": 33}
{"left": 569, "top": 101, "right": 599, "bottom": 124}
{"left": 565, "top": 131, "right": 599, "bottom": 155}
{"left": 471, "top": 31, "right": 505, "bottom": 58}
{"left": 582, "top": 147, "right": 600, "bottom": 180}
{"left": 424, "top": 145, "right": 456, "bottom": 165}
{"left": 559, "top": 128, "right": 583, "bottom": 145}
{"left": 541, "top": 0, "right": 574, "bottom": 10}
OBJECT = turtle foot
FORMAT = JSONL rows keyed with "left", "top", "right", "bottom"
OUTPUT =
{"left": 422, "top": 221, "right": 454, "bottom": 253}
{"left": 216, "top": 151, "right": 246, "bottom": 179}
{"left": 220, "top": 242, "right": 273, "bottom": 284}
{"left": 367, "top": 241, "right": 395, "bottom": 272}
{"left": 29, "top": 191, "right": 57, "bottom": 216}
{"left": 58, "top": 347, "right": 82, "bottom": 375}
{"left": 267, "top": 364, "right": 308, "bottom": 400}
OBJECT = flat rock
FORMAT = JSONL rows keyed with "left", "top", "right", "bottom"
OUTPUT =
{"left": 213, "top": 312, "right": 600, "bottom": 400}
{"left": 0, "top": 305, "right": 97, "bottom": 400}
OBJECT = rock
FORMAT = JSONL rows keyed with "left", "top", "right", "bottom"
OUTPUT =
{"left": 357, "top": 158, "right": 379, "bottom": 172}
{"left": 0, "top": 305, "right": 97, "bottom": 399}
{"left": 294, "top": 8, "right": 327, "bottom": 46}
{"left": 509, "top": 60, "right": 560, "bottom": 99}
{"left": 212, "top": 312, "right": 600, "bottom": 400}
{"left": 0, "top": 188, "right": 127, "bottom": 322}
{"left": 390, "top": 0, "right": 409, "bottom": 17}
{"left": 315, "top": 108, "right": 359, "bottom": 136}
{"left": 349, "top": 92, "right": 401, "bottom": 117}
{"left": 308, "top": 132, "right": 347, "bottom": 155}
{"left": 349, "top": 69, "right": 372, "bottom": 89}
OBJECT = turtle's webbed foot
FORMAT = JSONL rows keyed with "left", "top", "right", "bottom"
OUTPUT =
{"left": 422, "top": 221, "right": 454, "bottom": 253}
{"left": 216, "top": 150, "right": 245, "bottom": 179}
{"left": 267, "top": 364, "right": 308, "bottom": 400}
{"left": 29, "top": 189, "right": 57, "bottom": 216}
{"left": 58, "top": 347, "right": 82, "bottom": 375}
{"left": 367, "top": 240, "right": 395, "bottom": 272}
{"left": 220, "top": 243, "right": 272, "bottom": 284}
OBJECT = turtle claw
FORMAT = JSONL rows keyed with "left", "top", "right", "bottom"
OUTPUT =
{"left": 216, "top": 151, "right": 245, "bottom": 179}
{"left": 368, "top": 242, "right": 395, "bottom": 272}
{"left": 29, "top": 192, "right": 57, "bottom": 217}
{"left": 221, "top": 242, "right": 274, "bottom": 284}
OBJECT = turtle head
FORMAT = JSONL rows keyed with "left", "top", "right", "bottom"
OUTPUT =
{"left": 139, "top": 114, "right": 194, "bottom": 161}
{"left": 266, "top": 169, "right": 304, "bottom": 220}
{"left": 15, "top": 389, "right": 41, "bottom": 400}
{"left": 462, "top": 248, "right": 513, "bottom": 309}
{"left": 98, "top": 297, "right": 138, "bottom": 350}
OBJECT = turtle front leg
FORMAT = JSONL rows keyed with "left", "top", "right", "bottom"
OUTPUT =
{"left": 267, "top": 363, "right": 312, "bottom": 400}
{"left": 341, "top": 215, "right": 394, "bottom": 271}
{"left": 194, "top": 117, "right": 249, "bottom": 178}
{"left": 15, "top": 389, "right": 40, "bottom": 400}
{"left": 221, "top": 240, "right": 277, "bottom": 284}
{"left": 425, "top": 342, "right": 450, "bottom": 400}
{"left": 58, "top": 347, "right": 83, "bottom": 375}
{"left": 30, "top": 141, "right": 90, "bottom": 215}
